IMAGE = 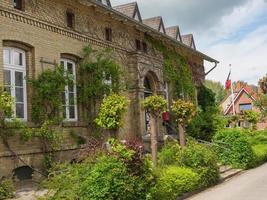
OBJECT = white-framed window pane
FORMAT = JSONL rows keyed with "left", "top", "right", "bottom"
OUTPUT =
{"left": 16, "top": 103, "right": 24, "bottom": 118}
{"left": 4, "top": 70, "right": 11, "bottom": 85}
{"left": 15, "top": 71, "right": 23, "bottom": 86}
{"left": 4, "top": 49, "right": 10, "bottom": 64}
{"left": 67, "top": 62, "right": 73, "bottom": 74}
{"left": 13, "top": 51, "right": 23, "bottom": 66}
{"left": 63, "top": 106, "right": 67, "bottom": 119}
{"left": 15, "top": 87, "right": 24, "bottom": 102}
{"left": 69, "top": 106, "right": 75, "bottom": 119}
{"left": 69, "top": 93, "right": 75, "bottom": 105}
{"left": 4, "top": 87, "right": 11, "bottom": 94}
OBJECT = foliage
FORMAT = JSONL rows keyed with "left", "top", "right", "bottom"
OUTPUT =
{"left": 0, "top": 89, "right": 13, "bottom": 120}
{"left": 212, "top": 129, "right": 255, "bottom": 169}
{"left": 0, "top": 178, "right": 15, "bottom": 200}
{"left": 255, "top": 93, "right": 267, "bottom": 117}
{"left": 205, "top": 80, "right": 227, "bottom": 103}
{"left": 179, "top": 142, "right": 219, "bottom": 187}
{"left": 197, "top": 85, "right": 216, "bottom": 110}
{"left": 28, "top": 66, "right": 72, "bottom": 124}
{"left": 158, "top": 141, "right": 220, "bottom": 188}
{"left": 252, "top": 144, "right": 267, "bottom": 166}
{"left": 158, "top": 142, "right": 182, "bottom": 166}
{"left": 95, "top": 94, "right": 129, "bottom": 130}
{"left": 171, "top": 99, "right": 196, "bottom": 126}
{"left": 78, "top": 46, "right": 123, "bottom": 123}
{"left": 187, "top": 106, "right": 227, "bottom": 141}
{"left": 243, "top": 110, "right": 261, "bottom": 130}
{"left": 43, "top": 140, "right": 154, "bottom": 200}
{"left": 151, "top": 166, "right": 200, "bottom": 200}
{"left": 143, "top": 95, "right": 167, "bottom": 117}
{"left": 145, "top": 36, "right": 196, "bottom": 100}
{"left": 259, "top": 74, "right": 267, "bottom": 94}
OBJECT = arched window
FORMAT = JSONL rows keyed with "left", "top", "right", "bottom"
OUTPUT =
{"left": 60, "top": 59, "right": 77, "bottom": 121}
{"left": 3, "top": 47, "right": 27, "bottom": 120}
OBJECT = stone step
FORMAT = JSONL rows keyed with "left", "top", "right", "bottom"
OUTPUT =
{"left": 219, "top": 165, "right": 233, "bottom": 173}
{"left": 220, "top": 168, "right": 243, "bottom": 181}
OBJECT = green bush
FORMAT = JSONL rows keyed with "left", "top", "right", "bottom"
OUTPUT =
{"left": 180, "top": 142, "right": 220, "bottom": 187}
{"left": 151, "top": 166, "right": 200, "bottom": 200}
{"left": 158, "top": 141, "right": 219, "bottom": 188}
{"left": 158, "top": 142, "right": 182, "bottom": 166}
{"left": 43, "top": 140, "right": 154, "bottom": 200}
{"left": 213, "top": 129, "right": 255, "bottom": 169}
{"left": 252, "top": 144, "right": 267, "bottom": 166}
{"left": 0, "top": 179, "right": 15, "bottom": 200}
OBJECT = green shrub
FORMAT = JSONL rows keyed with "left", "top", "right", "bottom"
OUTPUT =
{"left": 43, "top": 140, "right": 154, "bottom": 200}
{"left": 213, "top": 129, "right": 255, "bottom": 169}
{"left": 0, "top": 179, "right": 15, "bottom": 200}
{"left": 158, "top": 142, "right": 182, "bottom": 166}
{"left": 180, "top": 142, "right": 220, "bottom": 187}
{"left": 252, "top": 144, "right": 267, "bottom": 166}
{"left": 151, "top": 166, "right": 200, "bottom": 200}
{"left": 158, "top": 141, "right": 219, "bottom": 188}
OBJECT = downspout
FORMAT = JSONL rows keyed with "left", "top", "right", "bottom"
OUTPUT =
{"left": 205, "top": 62, "right": 218, "bottom": 76}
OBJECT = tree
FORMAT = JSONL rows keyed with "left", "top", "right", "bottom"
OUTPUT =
{"left": 243, "top": 110, "right": 261, "bottom": 130}
{"left": 259, "top": 75, "right": 267, "bottom": 94}
{"left": 143, "top": 95, "right": 167, "bottom": 166}
{"left": 171, "top": 100, "right": 196, "bottom": 147}
{"left": 204, "top": 80, "right": 227, "bottom": 103}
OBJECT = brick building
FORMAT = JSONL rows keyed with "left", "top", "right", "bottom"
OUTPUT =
{"left": 0, "top": 0, "right": 218, "bottom": 178}
{"left": 221, "top": 83, "right": 267, "bottom": 130}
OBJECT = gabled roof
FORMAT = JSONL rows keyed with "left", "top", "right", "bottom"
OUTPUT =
{"left": 97, "top": 0, "right": 111, "bottom": 7}
{"left": 223, "top": 87, "right": 257, "bottom": 115}
{"left": 143, "top": 16, "right": 166, "bottom": 33}
{"left": 182, "top": 34, "right": 196, "bottom": 50}
{"left": 166, "top": 26, "right": 182, "bottom": 42}
{"left": 113, "top": 2, "right": 142, "bottom": 22}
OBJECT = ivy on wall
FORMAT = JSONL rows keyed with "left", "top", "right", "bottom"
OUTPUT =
{"left": 77, "top": 46, "right": 123, "bottom": 124}
{"left": 145, "top": 35, "right": 196, "bottom": 100}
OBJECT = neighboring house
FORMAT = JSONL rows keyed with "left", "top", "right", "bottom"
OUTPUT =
{"left": 221, "top": 83, "right": 267, "bottom": 130}
{"left": 0, "top": 0, "right": 218, "bottom": 178}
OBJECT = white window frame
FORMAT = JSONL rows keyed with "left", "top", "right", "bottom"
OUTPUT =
{"left": 3, "top": 47, "right": 27, "bottom": 121}
{"left": 164, "top": 81, "right": 169, "bottom": 106}
{"left": 61, "top": 59, "right": 78, "bottom": 122}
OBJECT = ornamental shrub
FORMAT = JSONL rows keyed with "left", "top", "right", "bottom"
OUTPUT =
{"left": 42, "top": 140, "right": 154, "bottom": 200}
{"left": 213, "top": 129, "right": 255, "bottom": 169}
{"left": 151, "top": 166, "right": 200, "bottom": 200}
{"left": 0, "top": 178, "right": 15, "bottom": 200}
{"left": 158, "top": 141, "right": 220, "bottom": 188}
{"left": 171, "top": 99, "right": 196, "bottom": 125}
{"left": 96, "top": 94, "right": 129, "bottom": 130}
{"left": 179, "top": 142, "right": 220, "bottom": 187}
{"left": 143, "top": 95, "right": 167, "bottom": 116}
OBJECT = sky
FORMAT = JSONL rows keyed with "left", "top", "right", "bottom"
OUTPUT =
{"left": 111, "top": 0, "right": 267, "bottom": 85}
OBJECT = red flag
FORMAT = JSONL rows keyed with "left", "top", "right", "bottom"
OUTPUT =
{"left": 225, "top": 70, "right": 231, "bottom": 90}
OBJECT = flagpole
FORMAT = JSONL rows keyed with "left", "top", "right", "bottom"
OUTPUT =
{"left": 229, "top": 64, "right": 236, "bottom": 116}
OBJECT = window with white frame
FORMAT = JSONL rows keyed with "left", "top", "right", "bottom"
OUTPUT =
{"left": 61, "top": 59, "right": 77, "bottom": 121}
{"left": 3, "top": 47, "right": 27, "bottom": 120}
{"left": 164, "top": 81, "right": 169, "bottom": 106}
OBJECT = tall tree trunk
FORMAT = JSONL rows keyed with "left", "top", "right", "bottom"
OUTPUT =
{"left": 179, "top": 124, "right": 186, "bottom": 147}
{"left": 150, "top": 115, "right": 158, "bottom": 167}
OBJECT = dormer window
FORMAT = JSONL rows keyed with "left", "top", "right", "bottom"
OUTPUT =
{"left": 66, "top": 11, "right": 75, "bottom": 29}
{"left": 105, "top": 28, "right": 112, "bottom": 42}
{"left": 14, "top": 0, "right": 23, "bottom": 10}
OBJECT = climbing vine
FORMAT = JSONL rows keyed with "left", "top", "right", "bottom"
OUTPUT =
{"left": 145, "top": 36, "right": 196, "bottom": 100}
{"left": 28, "top": 66, "right": 73, "bottom": 125}
{"left": 78, "top": 46, "right": 124, "bottom": 123}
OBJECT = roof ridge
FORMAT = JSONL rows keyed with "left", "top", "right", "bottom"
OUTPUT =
{"left": 113, "top": 2, "right": 137, "bottom": 8}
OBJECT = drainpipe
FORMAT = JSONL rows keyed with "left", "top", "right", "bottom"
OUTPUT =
{"left": 205, "top": 62, "right": 218, "bottom": 77}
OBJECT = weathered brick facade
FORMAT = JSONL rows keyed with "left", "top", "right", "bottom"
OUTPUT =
{"left": 0, "top": 0, "right": 217, "bottom": 178}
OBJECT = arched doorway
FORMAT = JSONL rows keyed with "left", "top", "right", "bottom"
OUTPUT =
{"left": 143, "top": 73, "right": 158, "bottom": 132}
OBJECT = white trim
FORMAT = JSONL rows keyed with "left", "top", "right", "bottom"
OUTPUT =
{"left": 3, "top": 47, "right": 27, "bottom": 121}
{"left": 224, "top": 88, "right": 257, "bottom": 115}
{"left": 61, "top": 59, "right": 78, "bottom": 122}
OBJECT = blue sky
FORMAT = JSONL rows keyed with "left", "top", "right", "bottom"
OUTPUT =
{"left": 111, "top": 0, "right": 267, "bottom": 85}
